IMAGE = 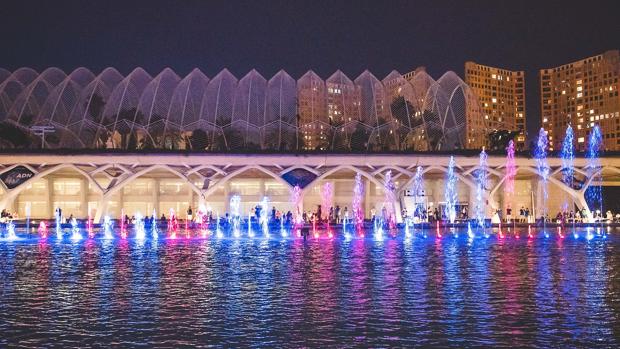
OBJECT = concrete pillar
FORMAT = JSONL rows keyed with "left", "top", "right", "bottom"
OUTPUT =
{"left": 47, "top": 177, "right": 54, "bottom": 218}
{"left": 535, "top": 179, "right": 543, "bottom": 218}
{"left": 224, "top": 182, "right": 230, "bottom": 213}
{"left": 152, "top": 178, "right": 160, "bottom": 216}
{"left": 81, "top": 178, "right": 88, "bottom": 218}
{"left": 364, "top": 178, "right": 371, "bottom": 219}
{"left": 468, "top": 185, "right": 477, "bottom": 219}
{"left": 118, "top": 186, "right": 124, "bottom": 217}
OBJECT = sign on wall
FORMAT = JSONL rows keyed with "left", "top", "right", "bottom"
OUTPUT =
{"left": 0, "top": 165, "right": 35, "bottom": 189}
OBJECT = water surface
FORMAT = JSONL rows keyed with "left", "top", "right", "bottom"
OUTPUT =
{"left": 0, "top": 229, "right": 619, "bottom": 347}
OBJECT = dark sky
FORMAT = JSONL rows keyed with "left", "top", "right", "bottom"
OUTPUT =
{"left": 1, "top": 0, "right": 619, "bottom": 142}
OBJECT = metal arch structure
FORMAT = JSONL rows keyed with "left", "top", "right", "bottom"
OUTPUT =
{"left": 0, "top": 67, "right": 504, "bottom": 151}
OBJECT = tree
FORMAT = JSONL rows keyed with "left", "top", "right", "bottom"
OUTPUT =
{"left": 87, "top": 94, "right": 106, "bottom": 122}
{"left": 189, "top": 129, "right": 210, "bottom": 150}
{"left": 0, "top": 122, "right": 32, "bottom": 148}
{"left": 488, "top": 130, "right": 519, "bottom": 151}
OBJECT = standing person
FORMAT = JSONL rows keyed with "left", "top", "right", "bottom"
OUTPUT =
{"left": 316, "top": 205, "right": 322, "bottom": 224}
{"left": 524, "top": 207, "right": 530, "bottom": 223}
{"left": 370, "top": 207, "right": 376, "bottom": 222}
{"left": 506, "top": 205, "right": 512, "bottom": 223}
{"left": 187, "top": 206, "right": 193, "bottom": 227}
{"left": 335, "top": 205, "right": 341, "bottom": 224}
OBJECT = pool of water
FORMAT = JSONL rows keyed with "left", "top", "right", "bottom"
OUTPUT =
{"left": 0, "top": 228, "right": 619, "bottom": 347}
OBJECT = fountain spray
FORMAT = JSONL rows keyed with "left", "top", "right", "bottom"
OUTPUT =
{"left": 535, "top": 128, "right": 550, "bottom": 238}
{"left": 70, "top": 217, "right": 82, "bottom": 241}
{"left": 135, "top": 212, "right": 145, "bottom": 240}
{"left": 561, "top": 125, "right": 576, "bottom": 237}
{"left": 103, "top": 215, "right": 114, "bottom": 239}
{"left": 352, "top": 173, "right": 365, "bottom": 235}
{"left": 587, "top": 125, "right": 603, "bottom": 235}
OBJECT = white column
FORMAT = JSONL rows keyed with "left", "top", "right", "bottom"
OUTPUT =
{"left": 152, "top": 178, "right": 160, "bottom": 215}
{"left": 81, "top": 178, "right": 88, "bottom": 218}
{"left": 364, "top": 178, "right": 371, "bottom": 219}
{"left": 47, "top": 177, "right": 54, "bottom": 218}
{"left": 224, "top": 182, "right": 230, "bottom": 214}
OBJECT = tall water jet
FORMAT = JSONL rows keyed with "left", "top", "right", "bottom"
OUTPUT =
{"left": 55, "top": 208, "right": 62, "bottom": 239}
{"left": 25, "top": 202, "right": 31, "bottom": 235}
{"left": 444, "top": 156, "right": 458, "bottom": 224}
{"left": 560, "top": 125, "right": 576, "bottom": 236}
{"left": 352, "top": 173, "right": 365, "bottom": 233}
{"left": 103, "top": 215, "right": 114, "bottom": 239}
{"left": 38, "top": 221, "right": 48, "bottom": 238}
{"left": 586, "top": 124, "right": 603, "bottom": 228}
{"left": 259, "top": 196, "right": 270, "bottom": 238}
{"left": 151, "top": 208, "right": 159, "bottom": 239}
{"left": 120, "top": 209, "right": 127, "bottom": 239}
{"left": 6, "top": 220, "right": 17, "bottom": 240}
{"left": 70, "top": 217, "right": 82, "bottom": 241}
{"left": 216, "top": 213, "right": 223, "bottom": 239}
{"left": 383, "top": 170, "right": 396, "bottom": 229}
{"left": 505, "top": 141, "right": 518, "bottom": 237}
{"left": 412, "top": 166, "right": 424, "bottom": 223}
{"left": 505, "top": 140, "right": 516, "bottom": 216}
{"left": 230, "top": 195, "right": 241, "bottom": 238}
{"left": 343, "top": 214, "right": 352, "bottom": 240}
{"left": 321, "top": 181, "right": 333, "bottom": 224}
{"left": 535, "top": 128, "right": 550, "bottom": 237}
{"left": 247, "top": 212, "right": 255, "bottom": 238}
{"left": 135, "top": 212, "right": 145, "bottom": 240}
{"left": 167, "top": 208, "right": 178, "bottom": 239}
{"left": 280, "top": 217, "right": 287, "bottom": 238}
{"left": 475, "top": 148, "right": 489, "bottom": 231}
{"left": 87, "top": 214, "right": 94, "bottom": 238}
{"left": 291, "top": 185, "right": 303, "bottom": 227}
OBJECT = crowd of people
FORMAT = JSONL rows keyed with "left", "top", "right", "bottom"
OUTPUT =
{"left": 3, "top": 204, "right": 620, "bottom": 228}
{"left": 0, "top": 209, "right": 18, "bottom": 223}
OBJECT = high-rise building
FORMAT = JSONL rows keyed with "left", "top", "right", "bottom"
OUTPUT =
{"left": 465, "top": 62, "right": 527, "bottom": 150}
{"left": 540, "top": 50, "right": 620, "bottom": 151}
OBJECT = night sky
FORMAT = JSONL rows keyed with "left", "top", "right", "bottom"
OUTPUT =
{"left": 1, "top": 0, "right": 618, "bottom": 142}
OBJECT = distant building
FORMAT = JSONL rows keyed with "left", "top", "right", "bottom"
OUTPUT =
{"left": 540, "top": 50, "right": 620, "bottom": 151}
{"left": 465, "top": 62, "right": 526, "bottom": 150}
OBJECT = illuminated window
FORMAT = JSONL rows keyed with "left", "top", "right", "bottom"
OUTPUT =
{"left": 578, "top": 137, "right": 585, "bottom": 143}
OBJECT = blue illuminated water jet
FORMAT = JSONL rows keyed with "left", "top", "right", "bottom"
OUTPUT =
{"left": 475, "top": 148, "right": 488, "bottom": 230}
{"left": 535, "top": 128, "right": 550, "bottom": 238}
{"left": 444, "top": 156, "right": 458, "bottom": 224}
{"left": 586, "top": 124, "right": 603, "bottom": 226}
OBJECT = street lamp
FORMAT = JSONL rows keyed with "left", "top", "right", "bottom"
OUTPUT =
{"left": 30, "top": 125, "right": 55, "bottom": 149}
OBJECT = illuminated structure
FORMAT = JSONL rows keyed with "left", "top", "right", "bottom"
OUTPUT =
{"left": 540, "top": 50, "right": 620, "bottom": 151}
{"left": 2, "top": 152, "right": 620, "bottom": 224}
{"left": 0, "top": 67, "right": 488, "bottom": 151}
{"left": 465, "top": 62, "right": 527, "bottom": 149}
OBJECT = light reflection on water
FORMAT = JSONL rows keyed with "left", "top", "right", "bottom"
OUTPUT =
{"left": 0, "top": 229, "right": 619, "bottom": 347}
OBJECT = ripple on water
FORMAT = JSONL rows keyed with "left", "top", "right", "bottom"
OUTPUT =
{"left": 0, "top": 229, "right": 619, "bottom": 347}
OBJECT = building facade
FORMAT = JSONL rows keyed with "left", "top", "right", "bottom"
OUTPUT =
{"left": 0, "top": 67, "right": 490, "bottom": 153}
{"left": 465, "top": 62, "right": 527, "bottom": 150}
{"left": 1, "top": 152, "right": 617, "bottom": 223}
{"left": 540, "top": 50, "right": 620, "bottom": 151}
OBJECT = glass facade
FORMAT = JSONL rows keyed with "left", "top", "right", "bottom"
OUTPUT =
{"left": 0, "top": 67, "right": 489, "bottom": 151}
